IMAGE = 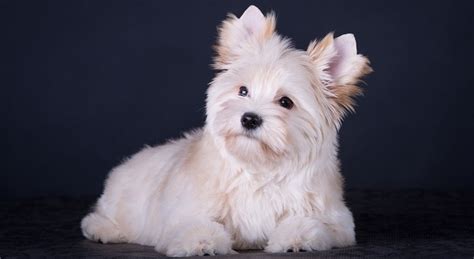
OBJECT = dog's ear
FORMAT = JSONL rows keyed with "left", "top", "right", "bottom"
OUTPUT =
{"left": 213, "top": 5, "right": 276, "bottom": 70}
{"left": 307, "top": 33, "right": 372, "bottom": 115}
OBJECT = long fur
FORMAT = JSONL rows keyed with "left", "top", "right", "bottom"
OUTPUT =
{"left": 81, "top": 5, "right": 372, "bottom": 257}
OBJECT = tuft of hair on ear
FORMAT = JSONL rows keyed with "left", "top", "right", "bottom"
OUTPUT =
{"left": 329, "top": 83, "right": 364, "bottom": 114}
{"left": 307, "top": 32, "right": 372, "bottom": 118}
{"left": 212, "top": 5, "right": 276, "bottom": 70}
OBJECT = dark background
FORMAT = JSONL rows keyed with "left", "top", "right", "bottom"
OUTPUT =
{"left": 2, "top": 0, "right": 473, "bottom": 198}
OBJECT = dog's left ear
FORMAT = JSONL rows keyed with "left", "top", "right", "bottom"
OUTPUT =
{"left": 307, "top": 33, "right": 372, "bottom": 114}
{"left": 213, "top": 5, "right": 276, "bottom": 70}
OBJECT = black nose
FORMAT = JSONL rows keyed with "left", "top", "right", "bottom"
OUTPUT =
{"left": 241, "top": 112, "right": 263, "bottom": 130}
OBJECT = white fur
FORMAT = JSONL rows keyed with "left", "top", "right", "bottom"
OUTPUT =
{"left": 81, "top": 5, "right": 369, "bottom": 256}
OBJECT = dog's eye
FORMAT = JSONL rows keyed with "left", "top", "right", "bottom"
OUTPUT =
{"left": 238, "top": 86, "right": 248, "bottom": 97}
{"left": 279, "top": 96, "right": 294, "bottom": 109}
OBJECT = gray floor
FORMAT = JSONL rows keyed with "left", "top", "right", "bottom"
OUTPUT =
{"left": 1, "top": 190, "right": 473, "bottom": 258}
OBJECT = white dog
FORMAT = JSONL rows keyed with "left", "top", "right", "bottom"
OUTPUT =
{"left": 81, "top": 5, "right": 371, "bottom": 257}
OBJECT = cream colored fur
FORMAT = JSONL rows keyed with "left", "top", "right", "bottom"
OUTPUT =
{"left": 81, "top": 5, "right": 372, "bottom": 257}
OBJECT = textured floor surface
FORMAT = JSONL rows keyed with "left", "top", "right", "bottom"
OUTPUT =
{"left": 1, "top": 190, "right": 473, "bottom": 258}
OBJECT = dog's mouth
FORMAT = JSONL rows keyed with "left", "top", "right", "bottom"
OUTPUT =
{"left": 221, "top": 128, "right": 259, "bottom": 140}
{"left": 238, "top": 131, "right": 259, "bottom": 140}
{"left": 229, "top": 132, "right": 281, "bottom": 153}
{"left": 223, "top": 132, "right": 284, "bottom": 168}
{"left": 223, "top": 131, "right": 266, "bottom": 150}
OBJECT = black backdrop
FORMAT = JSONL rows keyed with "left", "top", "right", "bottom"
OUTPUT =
{"left": 3, "top": 0, "right": 473, "bottom": 197}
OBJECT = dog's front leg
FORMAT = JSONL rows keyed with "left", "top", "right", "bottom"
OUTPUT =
{"left": 264, "top": 208, "right": 355, "bottom": 253}
{"left": 264, "top": 216, "right": 334, "bottom": 253}
{"left": 156, "top": 219, "right": 236, "bottom": 257}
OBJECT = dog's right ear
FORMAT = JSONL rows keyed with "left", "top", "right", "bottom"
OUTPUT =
{"left": 213, "top": 5, "right": 276, "bottom": 70}
{"left": 307, "top": 33, "right": 372, "bottom": 118}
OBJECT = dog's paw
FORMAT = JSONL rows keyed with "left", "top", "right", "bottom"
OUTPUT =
{"left": 160, "top": 222, "right": 235, "bottom": 257}
{"left": 165, "top": 238, "right": 236, "bottom": 257}
{"left": 81, "top": 212, "right": 126, "bottom": 244}
{"left": 264, "top": 216, "right": 333, "bottom": 253}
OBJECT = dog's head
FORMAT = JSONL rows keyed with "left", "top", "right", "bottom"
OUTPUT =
{"left": 206, "top": 6, "right": 372, "bottom": 169}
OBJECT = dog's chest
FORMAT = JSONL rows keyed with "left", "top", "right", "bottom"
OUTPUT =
{"left": 221, "top": 182, "right": 296, "bottom": 248}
